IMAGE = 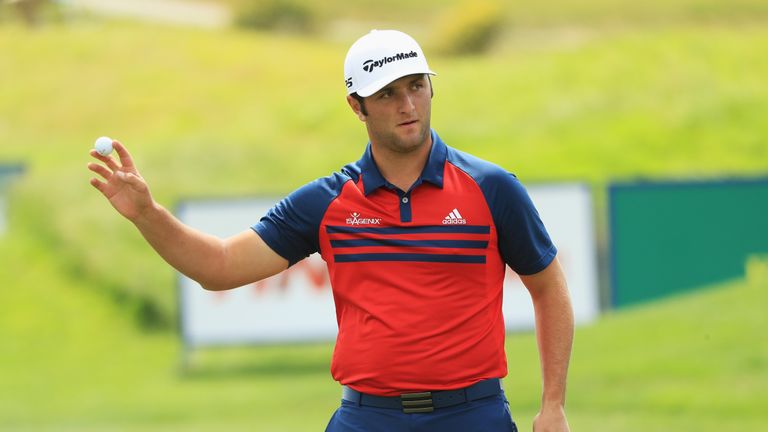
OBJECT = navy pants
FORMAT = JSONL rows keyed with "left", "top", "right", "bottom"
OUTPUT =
{"left": 325, "top": 391, "right": 518, "bottom": 432}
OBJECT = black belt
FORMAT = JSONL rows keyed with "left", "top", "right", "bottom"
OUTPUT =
{"left": 341, "top": 378, "right": 503, "bottom": 414}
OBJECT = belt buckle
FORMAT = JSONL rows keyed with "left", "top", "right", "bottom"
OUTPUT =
{"left": 400, "top": 391, "right": 434, "bottom": 413}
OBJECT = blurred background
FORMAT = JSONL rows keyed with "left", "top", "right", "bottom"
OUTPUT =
{"left": 1, "top": 0, "right": 767, "bottom": 430}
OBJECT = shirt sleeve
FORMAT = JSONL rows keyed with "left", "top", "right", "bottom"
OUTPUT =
{"left": 448, "top": 149, "right": 557, "bottom": 274}
{"left": 252, "top": 173, "right": 347, "bottom": 266}
{"left": 486, "top": 172, "right": 557, "bottom": 275}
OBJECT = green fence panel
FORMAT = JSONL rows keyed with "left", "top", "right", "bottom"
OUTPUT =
{"left": 609, "top": 178, "right": 768, "bottom": 308}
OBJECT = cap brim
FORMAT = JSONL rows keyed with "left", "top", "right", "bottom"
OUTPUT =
{"left": 356, "top": 69, "right": 437, "bottom": 97}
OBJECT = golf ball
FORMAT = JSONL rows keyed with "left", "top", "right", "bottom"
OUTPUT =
{"left": 94, "top": 136, "right": 113, "bottom": 156}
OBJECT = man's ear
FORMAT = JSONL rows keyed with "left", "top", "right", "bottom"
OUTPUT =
{"left": 346, "top": 95, "right": 367, "bottom": 122}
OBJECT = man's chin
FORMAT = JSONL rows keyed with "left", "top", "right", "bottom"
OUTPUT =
{"left": 392, "top": 133, "right": 430, "bottom": 154}
{"left": 398, "top": 123, "right": 429, "bottom": 141}
{"left": 369, "top": 123, "right": 431, "bottom": 154}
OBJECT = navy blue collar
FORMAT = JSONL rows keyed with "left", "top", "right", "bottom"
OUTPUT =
{"left": 358, "top": 129, "right": 446, "bottom": 196}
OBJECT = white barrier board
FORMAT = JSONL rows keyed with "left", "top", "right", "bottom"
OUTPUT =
{"left": 178, "top": 183, "right": 598, "bottom": 347}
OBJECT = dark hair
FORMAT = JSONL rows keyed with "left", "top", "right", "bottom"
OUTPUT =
{"left": 351, "top": 76, "right": 434, "bottom": 117}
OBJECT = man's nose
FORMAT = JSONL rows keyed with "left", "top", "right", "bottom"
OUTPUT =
{"left": 399, "top": 93, "right": 415, "bottom": 113}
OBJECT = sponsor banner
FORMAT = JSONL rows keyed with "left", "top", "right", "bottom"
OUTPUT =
{"left": 177, "top": 199, "right": 337, "bottom": 347}
{"left": 178, "top": 183, "right": 598, "bottom": 347}
{"left": 502, "top": 183, "right": 599, "bottom": 330}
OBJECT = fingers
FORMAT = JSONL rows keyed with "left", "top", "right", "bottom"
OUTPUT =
{"left": 89, "top": 149, "right": 120, "bottom": 171}
{"left": 112, "top": 141, "right": 136, "bottom": 169}
{"left": 88, "top": 140, "right": 146, "bottom": 196}
{"left": 88, "top": 140, "right": 138, "bottom": 174}
{"left": 87, "top": 162, "right": 112, "bottom": 181}
{"left": 89, "top": 169, "right": 147, "bottom": 196}
{"left": 117, "top": 170, "right": 148, "bottom": 193}
{"left": 90, "top": 177, "right": 107, "bottom": 193}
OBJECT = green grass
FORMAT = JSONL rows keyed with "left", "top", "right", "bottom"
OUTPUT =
{"left": 1, "top": 10, "right": 768, "bottom": 430}
{"left": 1, "top": 229, "right": 766, "bottom": 430}
{"left": 217, "top": 0, "right": 768, "bottom": 27}
{"left": 2, "top": 20, "right": 767, "bottom": 322}
{"left": 566, "top": 279, "right": 768, "bottom": 429}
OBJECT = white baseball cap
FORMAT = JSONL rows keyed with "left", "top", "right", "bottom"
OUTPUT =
{"left": 344, "top": 30, "right": 436, "bottom": 97}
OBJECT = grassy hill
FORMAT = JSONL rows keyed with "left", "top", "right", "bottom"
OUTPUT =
{"left": 218, "top": 0, "right": 768, "bottom": 27}
{"left": 2, "top": 20, "right": 767, "bottom": 323}
{"left": 1, "top": 228, "right": 765, "bottom": 430}
{"left": 1, "top": 8, "right": 768, "bottom": 430}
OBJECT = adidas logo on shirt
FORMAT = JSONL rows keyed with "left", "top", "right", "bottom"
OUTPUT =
{"left": 442, "top": 208, "right": 467, "bottom": 225}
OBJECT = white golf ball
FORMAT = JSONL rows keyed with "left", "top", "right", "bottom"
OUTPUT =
{"left": 94, "top": 136, "right": 114, "bottom": 156}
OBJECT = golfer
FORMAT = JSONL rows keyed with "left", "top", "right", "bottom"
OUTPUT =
{"left": 88, "top": 29, "right": 573, "bottom": 432}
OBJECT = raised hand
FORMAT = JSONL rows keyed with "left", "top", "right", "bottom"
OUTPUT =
{"left": 87, "top": 140, "right": 154, "bottom": 222}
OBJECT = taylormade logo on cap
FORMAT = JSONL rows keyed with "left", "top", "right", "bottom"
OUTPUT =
{"left": 344, "top": 30, "right": 436, "bottom": 97}
{"left": 362, "top": 51, "right": 419, "bottom": 73}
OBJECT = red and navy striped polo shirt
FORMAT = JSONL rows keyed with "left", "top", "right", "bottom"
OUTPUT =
{"left": 253, "top": 130, "right": 556, "bottom": 396}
